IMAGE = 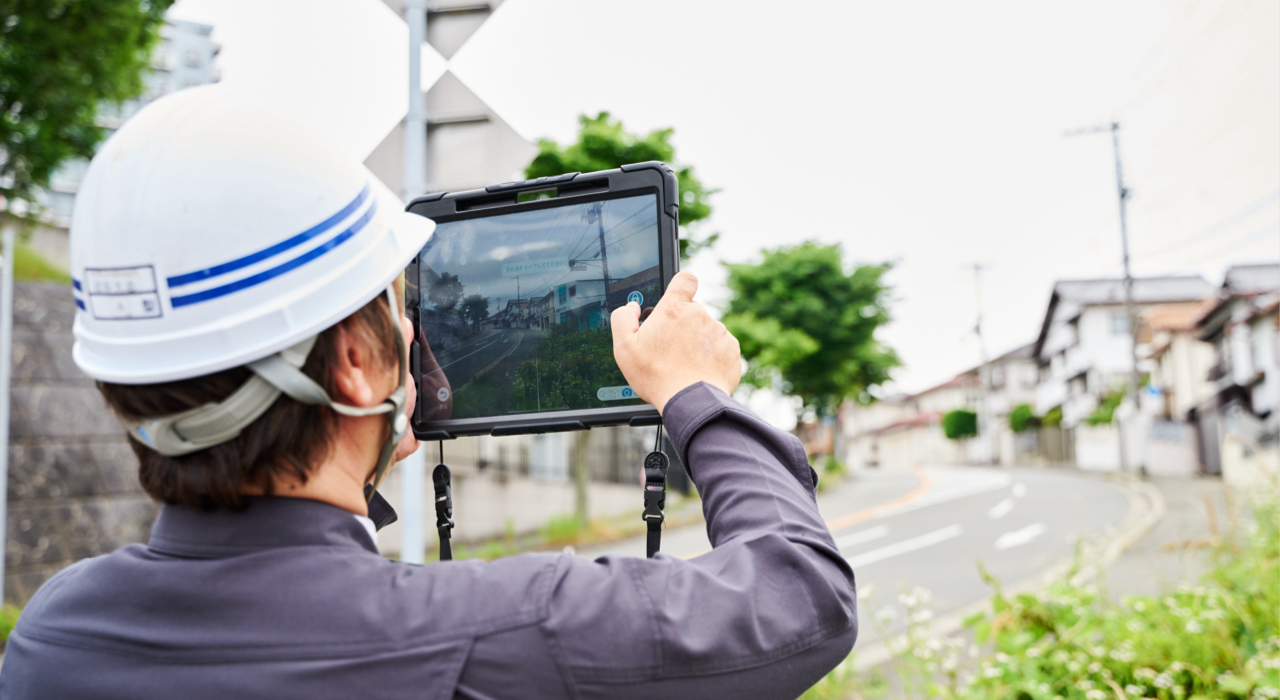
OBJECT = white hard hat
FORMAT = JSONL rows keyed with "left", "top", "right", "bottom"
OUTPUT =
{"left": 68, "top": 86, "right": 431, "bottom": 494}
{"left": 70, "top": 84, "right": 434, "bottom": 385}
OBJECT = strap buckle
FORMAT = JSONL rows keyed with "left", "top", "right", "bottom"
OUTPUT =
{"left": 432, "top": 463, "right": 454, "bottom": 531}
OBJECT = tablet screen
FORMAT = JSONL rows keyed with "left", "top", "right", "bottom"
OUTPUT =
{"left": 415, "top": 195, "right": 661, "bottom": 421}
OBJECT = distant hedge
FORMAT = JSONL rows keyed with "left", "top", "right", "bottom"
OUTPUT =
{"left": 942, "top": 409, "right": 978, "bottom": 440}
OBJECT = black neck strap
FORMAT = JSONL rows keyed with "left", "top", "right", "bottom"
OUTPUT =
{"left": 433, "top": 440, "right": 455, "bottom": 561}
{"left": 643, "top": 425, "right": 669, "bottom": 558}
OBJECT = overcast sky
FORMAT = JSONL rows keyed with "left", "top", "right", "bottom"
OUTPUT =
{"left": 171, "top": 0, "right": 1280, "bottom": 397}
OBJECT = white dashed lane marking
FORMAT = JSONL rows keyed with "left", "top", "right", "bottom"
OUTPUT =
{"left": 834, "top": 525, "right": 889, "bottom": 550}
{"left": 845, "top": 525, "right": 963, "bottom": 568}
{"left": 987, "top": 498, "right": 1015, "bottom": 520}
{"left": 994, "top": 522, "right": 1047, "bottom": 550}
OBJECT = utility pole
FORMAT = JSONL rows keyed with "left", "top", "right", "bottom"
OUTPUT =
{"left": 0, "top": 228, "right": 15, "bottom": 603}
{"left": 1065, "top": 121, "right": 1143, "bottom": 474}
{"left": 972, "top": 263, "right": 997, "bottom": 466}
{"left": 400, "top": 0, "right": 428, "bottom": 565}
{"left": 596, "top": 204, "right": 609, "bottom": 304}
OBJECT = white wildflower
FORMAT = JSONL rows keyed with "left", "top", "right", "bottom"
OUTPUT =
{"left": 1086, "top": 690, "right": 1106, "bottom": 700}
{"left": 1125, "top": 685, "right": 1144, "bottom": 696}
{"left": 1027, "top": 647, "right": 1043, "bottom": 658}
{"left": 1185, "top": 619, "right": 1203, "bottom": 633}
{"left": 1154, "top": 672, "right": 1174, "bottom": 689}
{"left": 1088, "top": 662, "right": 1102, "bottom": 674}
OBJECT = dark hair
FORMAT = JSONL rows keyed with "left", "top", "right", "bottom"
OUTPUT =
{"left": 99, "top": 294, "right": 400, "bottom": 510}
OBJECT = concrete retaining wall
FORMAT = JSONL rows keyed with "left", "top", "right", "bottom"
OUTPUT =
{"left": 5, "top": 282, "right": 157, "bottom": 605}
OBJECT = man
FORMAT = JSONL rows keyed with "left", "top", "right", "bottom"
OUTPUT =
{"left": 0, "top": 86, "right": 857, "bottom": 699}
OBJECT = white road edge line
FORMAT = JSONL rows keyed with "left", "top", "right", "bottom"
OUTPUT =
{"left": 845, "top": 525, "right": 963, "bottom": 568}
{"left": 995, "top": 522, "right": 1047, "bottom": 550}
{"left": 987, "top": 498, "right": 1015, "bottom": 520}
{"left": 834, "top": 525, "right": 889, "bottom": 550}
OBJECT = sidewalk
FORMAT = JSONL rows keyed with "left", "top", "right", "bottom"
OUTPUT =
{"left": 1104, "top": 474, "right": 1235, "bottom": 599}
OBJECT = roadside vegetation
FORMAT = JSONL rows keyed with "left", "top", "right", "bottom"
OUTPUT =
{"left": 12, "top": 241, "right": 69, "bottom": 283}
{"left": 804, "top": 493, "right": 1279, "bottom": 700}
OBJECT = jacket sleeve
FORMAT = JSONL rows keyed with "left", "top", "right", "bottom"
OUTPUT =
{"left": 536, "top": 382, "right": 858, "bottom": 699}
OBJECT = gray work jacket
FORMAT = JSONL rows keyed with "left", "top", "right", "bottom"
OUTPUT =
{"left": 0, "top": 383, "right": 857, "bottom": 699}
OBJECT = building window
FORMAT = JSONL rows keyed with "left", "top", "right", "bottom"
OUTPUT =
{"left": 184, "top": 49, "right": 203, "bottom": 67}
{"left": 569, "top": 285, "right": 576, "bottom": 297}
{"left": 1111, "top": 313, "right": 1128, "bottom": 335}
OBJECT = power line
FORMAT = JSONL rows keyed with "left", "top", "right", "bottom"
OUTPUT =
{"left": 1140, "top": 188, "right": 1280, "bottom": 258}
{"left": 1191, "top": 220, "right": 1280, "bottom": 263}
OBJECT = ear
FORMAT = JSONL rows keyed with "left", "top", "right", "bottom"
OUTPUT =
{"left": 329, "top": 324, "right": 381, "bottom": 408}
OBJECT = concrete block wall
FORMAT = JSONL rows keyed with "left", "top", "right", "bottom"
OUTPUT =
{"left": 5, "top": 282, "right": 157, "bottom": 605}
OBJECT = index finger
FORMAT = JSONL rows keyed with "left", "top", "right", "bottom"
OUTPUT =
{"left": 658, "top": 270, "right": 699, "bottom": 306}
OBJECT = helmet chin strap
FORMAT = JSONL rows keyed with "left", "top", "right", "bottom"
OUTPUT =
{"left": 122, "top": 287, "right": 411, "bottom": 503}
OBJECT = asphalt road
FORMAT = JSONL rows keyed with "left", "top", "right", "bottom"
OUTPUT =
{"left": 436, "top": 328, "right": 545, "bottom": 415}
{"left": 577, "top": 465, "right": 1131, "bottom": 645}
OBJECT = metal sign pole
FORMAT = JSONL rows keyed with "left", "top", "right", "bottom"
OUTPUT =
{"left": 0, "top": 228, "right": 17, "bottom": 603}
{"left": 399, "top": 0, "right": 428, "bottom": 565}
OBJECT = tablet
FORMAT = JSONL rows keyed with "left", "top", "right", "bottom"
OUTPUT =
{"left": 404, "top": 162, "right": 679, "bottom": 440}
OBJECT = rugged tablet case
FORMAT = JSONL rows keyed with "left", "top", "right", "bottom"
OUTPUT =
{"left": 404, "top": 162, "right": 679, "bottom": 441}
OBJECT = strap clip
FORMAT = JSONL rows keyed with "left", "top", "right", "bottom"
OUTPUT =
{"left": 433, "top": 462, "right": 455, "bottom": 560}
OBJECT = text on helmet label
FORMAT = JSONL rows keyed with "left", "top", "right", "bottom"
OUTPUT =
{"left": 84, "top": 265, "right": 163, "bottom": 320}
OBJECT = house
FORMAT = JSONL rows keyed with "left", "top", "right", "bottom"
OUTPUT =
{"left": 1136, "top": 299, "right": 1217, "bottom": 476}
{"left": 842, "top": 373, "right": 983, "bottom": 470}
{"left": 1032, "top": 275, "right": 1214, "bottom": 471}
{"left": 976, "top": 342, "right": 1040, "bottom": 465}
{"left": 1194, "top": 263, "right": 1280, "bottom": 486}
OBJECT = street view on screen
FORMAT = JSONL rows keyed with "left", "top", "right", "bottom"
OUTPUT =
{"left": 416, "top": 195, "right": 661, "bottom": 421}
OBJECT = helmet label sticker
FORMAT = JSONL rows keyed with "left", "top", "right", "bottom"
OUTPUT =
{"left": 84, "top": 265, "right": 163, "bottom": 320}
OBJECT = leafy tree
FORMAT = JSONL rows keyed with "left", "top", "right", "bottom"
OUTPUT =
{"left": 428, "top": 272, "right": 463, "bottom": 313}
{"left": 722, "top": 241, "right": 899, "bottom": 418}
{"left": 0, "top": 0, "right": 174, "bottom": 213}
{"left": 1008, "top": 403, "right": 1039, "bottom": 433}
{"left": 459, "top": 294, "right": 489, "bottom": 331}
{"left": 525, "top": 112, "right": 718, "bottom": 260}
{"left": 942, "top": 409, "right": 978, "bottom": 440}
{"left": 510, "top": 323, "right": 625, "bottom": 413}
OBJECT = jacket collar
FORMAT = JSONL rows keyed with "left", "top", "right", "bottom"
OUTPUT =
{"left": 147, "top": 496, "right": 379, "bottom": 559}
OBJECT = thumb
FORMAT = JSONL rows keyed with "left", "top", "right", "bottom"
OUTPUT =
{"left": 611, "top": 301, "right": 641, "bottom": 344}
{"left": 660, "top": 270, "right": 699, "bottom": 306}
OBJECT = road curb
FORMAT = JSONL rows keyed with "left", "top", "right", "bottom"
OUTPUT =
{"left": 849, "top": 476, "right": 1167, "bottom": 673}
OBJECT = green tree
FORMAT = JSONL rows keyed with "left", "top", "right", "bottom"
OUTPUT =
{"left": 942, "top": 409, "right": 978, "bottom": 440}
{"left": 459, "top": 294, "right": 489, "bottom": 331}
{"left": 525, "top": 112, "right": 718, "bottom": 260}
{"left": 428, "top": 272, "right": 463, "bottom": 313}
{"left": 1008, "top": 403, "right": 1039, "bottom": 433}
{"left": 722, "top": 241, "right": 899, "bottom": 418}
{"left": 0, "top": 0, "right": 173, "bottom": 213}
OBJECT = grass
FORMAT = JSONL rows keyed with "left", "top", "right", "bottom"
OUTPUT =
{"left": 421, "top": 491, "right": 705, "bottom": 562}
{"left": 804, "top": 488, "right": 1280, "bottom": 699}
{"left": 0, "top": 604, "right": 21, "bottom": 645}
{"left": 13, "top": 242, "right": 70, "bottom": 283}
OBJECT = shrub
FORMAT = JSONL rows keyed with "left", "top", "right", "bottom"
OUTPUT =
{"left": 1009, "top": 404, "right": 1039, "bottom": 433}
{"left": 833, "top": 497, "right": 1280, "bottom": 700}
{"left": 1041, "top": 405, "right": 1063, "bottom": 427}
{"left": 942, "top": 410, "right": 978, "bottom": 440}
{"left": 1086, "top": 390, "right": 1126, "bottom": 426}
